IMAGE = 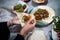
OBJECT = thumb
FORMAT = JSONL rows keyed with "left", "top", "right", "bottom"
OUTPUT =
{"left": 28, "top": 19, "right": 35, "bottom": 24}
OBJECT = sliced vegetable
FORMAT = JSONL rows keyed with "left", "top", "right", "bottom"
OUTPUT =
{"left": 28, "top": 15, "right": 32, "bottom": 20}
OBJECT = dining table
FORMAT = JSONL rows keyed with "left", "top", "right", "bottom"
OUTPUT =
{"left": 0, "top": 0, "right": 60, "bottom": 40}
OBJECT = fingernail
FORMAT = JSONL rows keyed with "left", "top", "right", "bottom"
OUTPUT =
{"left": 30, "top": 20, "right": 34, "bottom": 24}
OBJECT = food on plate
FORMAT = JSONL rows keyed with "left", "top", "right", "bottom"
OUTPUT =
{"left": 17, "top": 13, "right": 34, "bottom": 27}
{"left": 30, "top": 6, "right": 55, "bottom": 26}
{"left": 13, "top": 4, "right": 27, "bottom": 12}
{"left": 34, "top": 9, "right": 49, "bottom": 21}
{"left": 22, "top": 15, "right": 32, "bottom": 23}
{"left": 33, "top": 0, "right": 46, "bottom": 3}
{"left": 38, "top": 0, "right": 45, "bottom": 3}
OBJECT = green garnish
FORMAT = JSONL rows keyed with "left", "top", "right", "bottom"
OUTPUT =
{"left": 14, "top": 4, "right": 27, "bottom": 12}
{"left": 53, "top": 16, "right": 60, "bottom": 31}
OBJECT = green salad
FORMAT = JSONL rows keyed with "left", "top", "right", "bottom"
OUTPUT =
{"left": 14, "top": 4, "right": 27, "bottom": 12}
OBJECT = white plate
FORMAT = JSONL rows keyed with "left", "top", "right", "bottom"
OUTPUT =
{"left": 33, "top": 0, "right": 46, "bottom": 3}
{"left": 12, "top": 1, "right": 29, "bottom": 14}
{"left": 30, "top": 6, "right": 55, "bottom": 26}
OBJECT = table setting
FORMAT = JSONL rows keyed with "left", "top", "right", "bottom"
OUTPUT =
{"left": 0, "top": 0, "right": 60, "bottom": 40}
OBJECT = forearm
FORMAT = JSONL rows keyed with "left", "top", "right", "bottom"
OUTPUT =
{"left": 14, "top": 29, "right": 26, "bottom": 40}
{"left": 14, "top": 28, "right": 27, "bottom": 40}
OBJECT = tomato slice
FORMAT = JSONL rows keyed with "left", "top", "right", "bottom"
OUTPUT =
{"left": 28, "top": 15, "right": 32, "bottom": 20}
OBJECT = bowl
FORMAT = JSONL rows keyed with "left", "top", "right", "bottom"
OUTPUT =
{"left": 33, "top": 0, "right": 47, "bottom": 4}
{"left": 12, "top": 1, "right": 29, "bottom": 14}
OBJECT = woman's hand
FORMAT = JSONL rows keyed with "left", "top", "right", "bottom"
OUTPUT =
{"left": 7, "top": 16, "right": 36, "bottom": 36}
{"left": 7, "top": 17, "right": 20, "bottom": 26}
{"left": 20, "top": 19, "right": 36, "bottom": 36}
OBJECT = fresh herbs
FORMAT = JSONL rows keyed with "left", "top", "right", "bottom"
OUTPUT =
{"left": 14, "top": 4, "right": 27, "bottom": 12}
{"left": 53, "top": 16, "right": 60, "bottom": 31}
{"left": 22, "top": 15, "right": 31, "bottom": 23}
{"left": 22, "top": 15, "right": 29, "bottom": 22}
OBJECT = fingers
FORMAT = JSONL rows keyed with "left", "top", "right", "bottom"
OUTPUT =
{"left": 28, "top": 19, "right": 36, "bottom": 25}
{"left": 27, "top": 19, "right": 32, "bottom": 23}
{"left": 33, "top": 19, "right": 36, "bottom": 25}
{"left": 13, "top": 16, "right": 19, "bottom": 20}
